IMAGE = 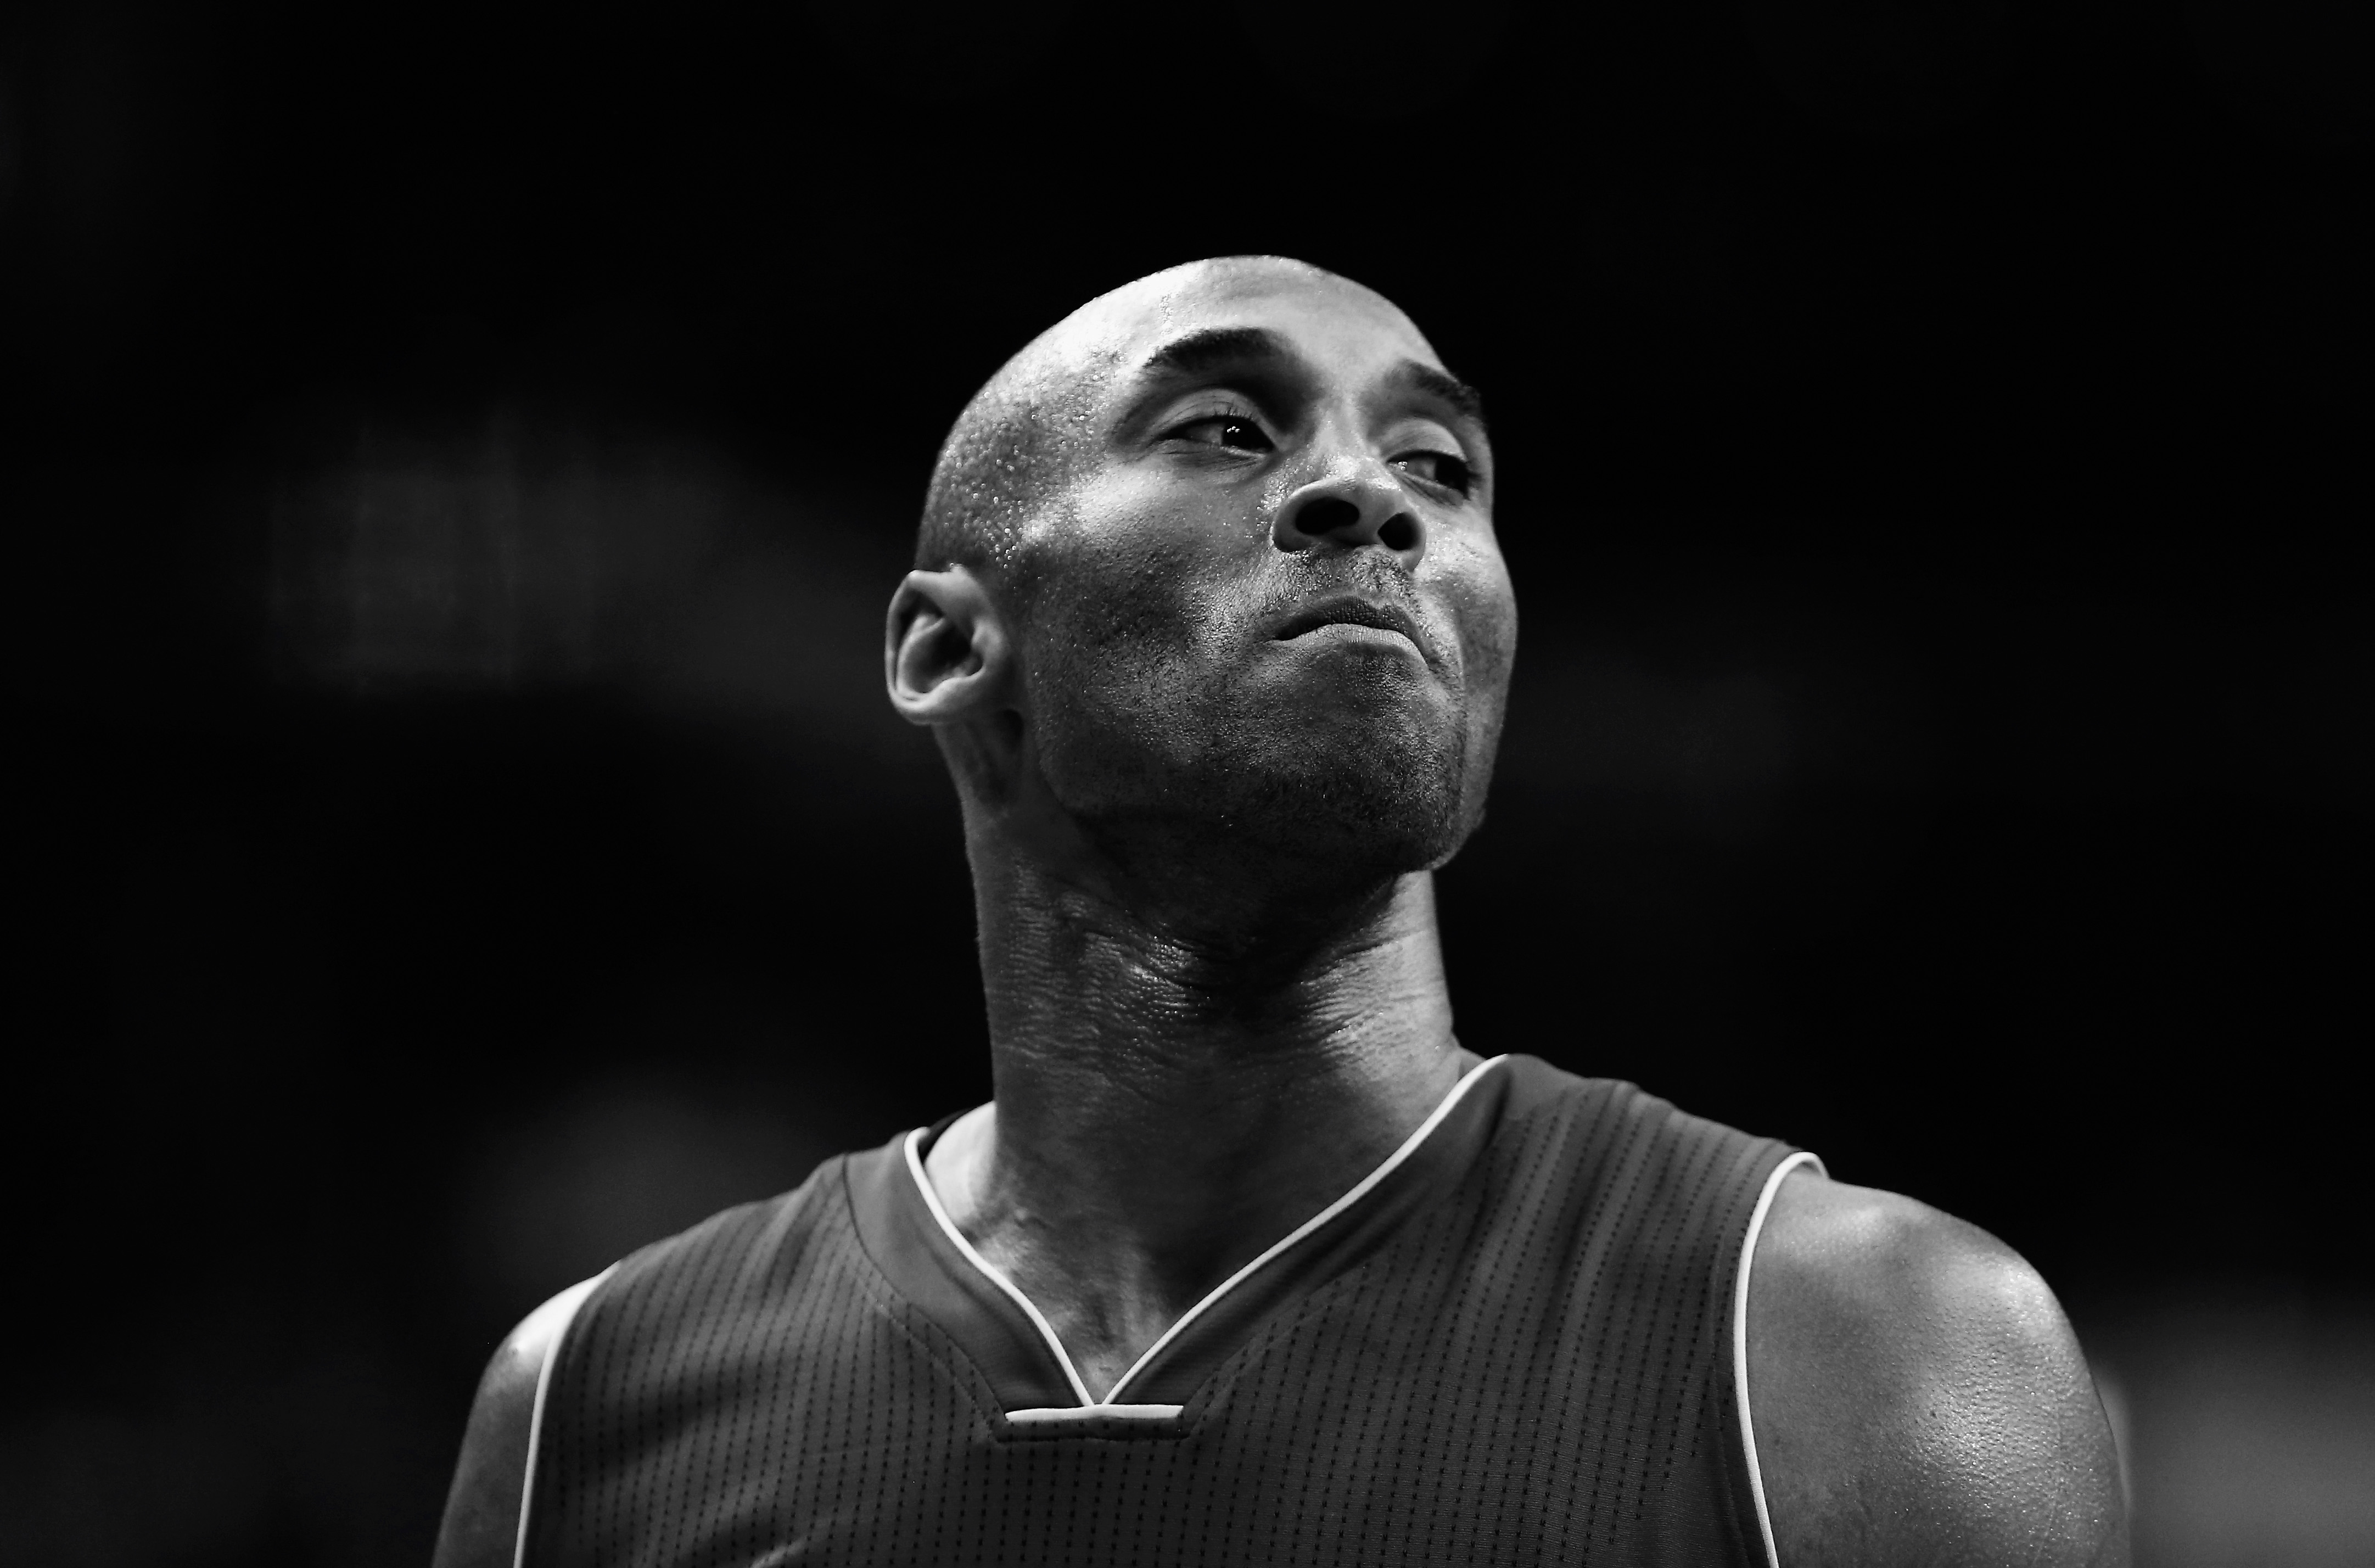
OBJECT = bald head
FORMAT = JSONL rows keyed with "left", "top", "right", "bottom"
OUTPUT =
{"left": 888, "top": 251, "right": 1511, "bottom": 893}
{"left": 915, "top": 257, "right": 1430, "bottom": 578}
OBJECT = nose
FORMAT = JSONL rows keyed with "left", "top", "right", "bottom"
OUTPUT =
{"left": 1274, "top": 464, "right": 1426, "bottom": 569}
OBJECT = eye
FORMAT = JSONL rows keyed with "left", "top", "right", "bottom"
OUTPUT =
{"left": 1394, "top": 449, "right": 1474, "bottom": 496}
{"left": 1166, "top": 413, "right": 1274, "bottom": 453}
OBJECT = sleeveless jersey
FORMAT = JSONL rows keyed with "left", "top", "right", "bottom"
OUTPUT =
{"left": 520, "top": 1055, "right": 1811, "bottom": 1567}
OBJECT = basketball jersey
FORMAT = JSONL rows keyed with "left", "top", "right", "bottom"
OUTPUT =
{"left": 518, "top": 1055, "right": 1816, "bottom": 1567}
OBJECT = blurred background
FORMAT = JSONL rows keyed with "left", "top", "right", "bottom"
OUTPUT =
{"left": 3, "top": 0, "right": 2368, "bottom": 1562}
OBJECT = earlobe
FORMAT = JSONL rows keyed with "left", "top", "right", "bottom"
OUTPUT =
{"left": 885, "top": 568, "right": 1011, "bottom": 727}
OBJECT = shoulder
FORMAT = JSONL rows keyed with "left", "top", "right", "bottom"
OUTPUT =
{"left": 427, "top": 1164, "right": 861, "bottom": 1568}
{"left": 1745, "top": 1169, "right": 2128, "bottom": 1567}
{"left": 430, "top": 1275, "right": 608, "bottom": 1568}
{"left": 1493, "top": 1057, "right": 1712, "bottom": 1150}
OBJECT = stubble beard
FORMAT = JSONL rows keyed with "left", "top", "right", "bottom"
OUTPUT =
{"left": 1032, "top": 637, "right": 1481, "bottom": 929}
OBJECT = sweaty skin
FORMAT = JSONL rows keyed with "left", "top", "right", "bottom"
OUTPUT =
{"left": 433, "top": 259, "right": 2127, "bottom": 1568}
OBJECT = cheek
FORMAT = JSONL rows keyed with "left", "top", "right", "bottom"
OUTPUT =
{"left": 1041, "top": 543, "right": 1215, "bottom": 673}
{"left": 1025, "top": 474, "right": 1264, "bottom": 669}
{"left": 1432, "top": 537, "right": 1519, "bottom": 697}
{"left": 1013, "top": 542, "right": 1218, "bottom": 763}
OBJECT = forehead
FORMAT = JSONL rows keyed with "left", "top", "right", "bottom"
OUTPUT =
{"left": 1058, "top": 264, "right": 1444, "bottom": 409}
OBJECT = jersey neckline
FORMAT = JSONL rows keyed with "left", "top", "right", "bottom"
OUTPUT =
{"left": 844, "top": 1054, "right": 1514, "bottom": 1421}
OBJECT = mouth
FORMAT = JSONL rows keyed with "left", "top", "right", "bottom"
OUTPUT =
{"left": 1273, "top": 596, "right": 1427, "bottom": 649}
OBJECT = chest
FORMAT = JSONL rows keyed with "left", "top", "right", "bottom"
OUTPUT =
{"left": 537, "top": 1245, "right": 1746, "bottom": 1568}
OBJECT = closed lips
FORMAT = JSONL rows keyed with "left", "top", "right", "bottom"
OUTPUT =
{"left": 1274, "top": 598, "right": 1423, "bottom": 645}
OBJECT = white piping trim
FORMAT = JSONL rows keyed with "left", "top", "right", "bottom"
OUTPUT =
{"left": 905, "top": 1128, "right": 1097, "bottom": 1407}
{"left": 513, "top": 1266, "right": 614, "bottom": 1568}
{"left": 1004, "top": 1403, "right": 1185, "bottom": 1426}
{"left": 1104, "top": 1054, "right": 1505, "bottom": 1402}
{"left": 906, "top": 1053, "right": 1508, "bottom": 1410}
{"left": 1734, "top": 1151, "right": 1825, "bottom": 1568}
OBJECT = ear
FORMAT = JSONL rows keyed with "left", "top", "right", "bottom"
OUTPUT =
{"left": 884, "top": 567, "right": 1013, "bottom": 727}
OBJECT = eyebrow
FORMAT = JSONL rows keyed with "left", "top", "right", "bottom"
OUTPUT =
{"left": 1121, "top": 324, "right": 1489, "bottom": 437}
{"left": 1140, "top": 325, "right": 1297, "bottom": 382}
{"left": 1112, "top": 327, "right": 1315, "bottom": 439}
{"left": 1391, "top": 361, "right": 1489, "bottom": 434}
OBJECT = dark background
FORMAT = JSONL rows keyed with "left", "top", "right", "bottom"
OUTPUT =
{"left": 5, "top": 1, "right": 2369, "bottom": 1563}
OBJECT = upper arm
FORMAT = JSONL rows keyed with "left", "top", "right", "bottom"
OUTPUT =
{"left": 1745, "top": 1171, "right": 2128, "bottom": 1568}
{"left": 430, "top": 1275, "right": 607, "bottom": 1568}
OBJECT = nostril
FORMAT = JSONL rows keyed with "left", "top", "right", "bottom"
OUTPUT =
{"left": 1291, "top": 497, "right": 1362, "bottom": 539}
{"left": 1378, "top": 513, "right": 1419, "bottom": 553}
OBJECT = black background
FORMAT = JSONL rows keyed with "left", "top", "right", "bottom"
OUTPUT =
{"left": 5, "top": 1, "right": 2369, "bottom": 1564}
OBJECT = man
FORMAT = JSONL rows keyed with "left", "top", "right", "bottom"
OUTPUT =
{"left": 435, "top": 257, "right": 2127, "bottom": 1567}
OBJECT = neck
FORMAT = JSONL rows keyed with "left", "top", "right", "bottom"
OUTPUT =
{"left": 931, "top": 829, "right": 1475, "bottom": 1400}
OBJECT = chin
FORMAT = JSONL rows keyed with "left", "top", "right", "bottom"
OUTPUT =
{"left": 1223, "top": 725, "right": 1477, "bottom": 878}
{"left": 1034, "top": 655, "right": 1491, "bottom": 880}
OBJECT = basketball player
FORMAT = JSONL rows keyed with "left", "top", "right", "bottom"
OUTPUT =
{"left": 434, "top": 258, "right": 2127, "bottom": 1567}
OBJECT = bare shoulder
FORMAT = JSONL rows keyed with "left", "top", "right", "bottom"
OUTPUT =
{"left": 1746, "top": 1169, "right": 2128, "bottom": 1568}
{"left": 430, "top": 1275, "right": 608, "bottom": 1568}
